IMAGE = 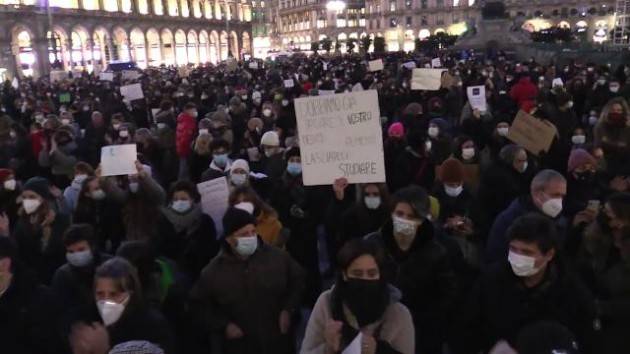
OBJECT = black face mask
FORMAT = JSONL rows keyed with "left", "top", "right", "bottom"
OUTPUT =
{"left": 340, "top": 278, "right": 389, "bottom": 327}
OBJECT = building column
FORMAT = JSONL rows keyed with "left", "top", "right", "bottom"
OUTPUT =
{"left": 32, "top": 36, "right": 50, "bottom": 79}
{"left": 98, "top": 0, "right": 105, "bottom": 10}
{"left": 0, "top": 37, "right": 19, "bottom": 80}
{"left": 162, "top": 0, "right": 169, "bottom": 15}
{"left": 66, "top": 39, "right": 74, "bottom": 69}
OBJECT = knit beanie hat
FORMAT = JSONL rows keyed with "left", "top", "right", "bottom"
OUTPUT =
{"left": 567, "top": 148, "right": 596, "bottom": 173}
{"left": 230, "top": 159, "right": 250, "bottom": 175}
{"left": 439, "top": 158, "right": 465, "bottom": 184}
{"left": 260, "top": 131, "right": 280, "bottom": 147}
{"left": 0, "top": 168, "right": 13, "bottom": 182}
{"left": 22, "top": 176, "right": 51, "bottom": 199}
{"left": 388, "top": 122, "right": 405, "bottom": 138}
{"left": 393, "top": 186, "right": 430, "bottom": 219}
{"left": 223, "top": 207, "right": 256, "bottom": 237}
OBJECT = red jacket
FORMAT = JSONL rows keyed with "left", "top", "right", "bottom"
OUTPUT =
{"left": 509, "top": 77, "right": 538, "bottom": 113}
{"left": 176, "top": 113, "right": 196, "bottom": 158}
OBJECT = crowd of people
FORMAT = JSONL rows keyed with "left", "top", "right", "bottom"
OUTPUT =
{"left": 0, "top": 50, "right": 629, "bottom": 354}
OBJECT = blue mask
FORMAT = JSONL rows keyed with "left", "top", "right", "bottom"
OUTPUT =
{"left": 287, "top": 162, "right": 302, "bottom": 176}
{"left": 213, "top": 153, "right": 229, "bottom": 167}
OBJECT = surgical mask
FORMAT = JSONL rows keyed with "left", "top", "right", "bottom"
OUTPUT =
{"left": 119, "top": 130, "right": 129, "bottom": 138}
{"left": 235, "top": 236, "right": 258, "bottom": 257}
{"left": 364, "top": 196, "right": 381, "bottom": 210}
{"left": 199, "top": 128, "right": 209, "bottom": 135}
{"left": 113, "top": 123, "right": 121, "bottom": 130}
{"left": 263, "top": 108, "right": 272, "bottom": 117}
{"left": 97, "top": 297, "right": 128, "bottom": 326}
{"left": 129, "top": 182, "right": 139, "bottom": 193}
{"left": 282, "top": 99, "right": 289, "bottom": 107}
{"left": 444, "top": 184, "right": 463, "bottom": 197}
{"left": 610, "top": 84, "right": 620, "bottom": 93}
{"left": 425, "top": 140, "right": 432, "bottom": 152}
{"left": 213, "top": 153, "right": 229, "bottom": 167}
{"left": 428, "top": 127, "right": 439, "bottom": 138}
{"left": 23, "top": 198, "right": 41, "bottom": 214}
{"left": 264, "top": 148, "right": 276, "bottom": 158}
{"left": 287, "top": 162, "right": 302, "bottom": 176}
{"left": 3, "top": 179, "right": 16, "bottom": 191}
{"left": 565, "top": 101, "right": 573, "bottom": 109}
{"left": 171, "top": 200, "right": 192, "bottom": 213}
{"left": 157, "top": 123, "right": 166, "bottom": 130}
{"left": 61, "top": 119, "right": 71, "bottom": 125}
{"left": 73, "top": 174, "right": 88, "bottom": 185}
{"left": 191, "top": 111, "right": 199, "bottom": 118}
{"left": 91, "top": 189, "right": 106, "bottom": 200}
{"left": 392, "top": 215, "right": 419, "bottom": 238}
{"left": 66, "top": 250, "right": 93, "bottom": 268}
{"left": 497, "top": 127, "right": 509, "bottom": 137}
{"left": 589, "top": 116, "right": 598, "bottom": 125}
{"left": 571, "top": 135, "right": 586, "bottom": 145}
{"left": 462, "top": 147, "right": 475, "bottom": 160}
{"left": 508, "top": 250, "right": 540, "bottom": 277}
{"left": 541, "top": 197, "right": 563, "bottom": 218}
{"left": 241, "top": 95, "right": 248, "bottom": 100}
{"left": 231, "top": 173, "right": 248, "bottom": 186}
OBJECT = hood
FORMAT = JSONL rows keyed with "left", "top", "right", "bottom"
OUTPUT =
{"left": 380, "top": 217, "right": 435, "bottom": 259}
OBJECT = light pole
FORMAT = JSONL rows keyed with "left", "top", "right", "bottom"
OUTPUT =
{"left": 225, "top": 0, "right": 232, "bottom": 58}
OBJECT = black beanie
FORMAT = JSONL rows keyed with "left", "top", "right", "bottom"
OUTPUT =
{"left": 22, "top": 176, "right": 51, "bottom": 199}
{"left": 222, "top": 207, "right": 256, "bottom": 237}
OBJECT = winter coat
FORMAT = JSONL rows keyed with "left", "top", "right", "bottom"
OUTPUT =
{"left": 62, "top": 178, "right": 83, "bottom": 212}
{"left": 485, "top": 196, "right": 568, "bottom": 265}
{"left": 594, "top": 115, "right": 630, "bottom": 175}
{"left": 122, "top": 175, "right": 167, "bottom": 242}
{"left": 365, "top": 220, "right": 458, "bottom": 354}
{"left": 190, "top": 240, "right": 305, "bottom": 354}
{"left": 390, "top": 147, "right": 436, "bottom": 193}
{"left": 176, "top": 112, "right": 197, "bottom": 158}
{"left": 300, "top": 287, "right": 415, "bottom": 354}
{"left": 38, "top": 147, "right": 77, "bottom": 179}
{"left": 452, "top": 261, "right": 596, "bottom": 354}
{"left": 509, "top": 77, "right": 538, "bottom": 112}
{"left": 0, "top": 267, "right": 64, "bottom": 354}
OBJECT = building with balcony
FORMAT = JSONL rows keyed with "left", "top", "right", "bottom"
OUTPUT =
{"left": 0, "top": 0, "right": 253, "bottom": 80}
{"left": 273, "top": 0, "right": 367, "bottom": 51}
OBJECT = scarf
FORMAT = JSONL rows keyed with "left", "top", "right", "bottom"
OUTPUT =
{"left": 161, "top": 203, "right": 203, "bottom": 235}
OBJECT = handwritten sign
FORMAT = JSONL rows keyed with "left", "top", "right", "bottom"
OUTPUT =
{"left": 99, "top": 72, "right": 114, "bottom": 81}
{"left": 466, "top": 85, "right": 487, "bottom": 112}
{"left": 197, "top": 177, "right": 230, "bottom": 237}
{"left": 352, "top": 82, "right": 364, "bottom": 92}
{"left": 319, "top": 90, "right": 335, "bottom": 96}
{"left": 368, "top": 59, "right": 384, "bottom": 72}
{"left": 411, "top": 69, "right": 446, "bottom": 91}
{"left": 431, "top": 57, "right": 442, "bottom": 68}
{"left": 100, "top": 144, "right": 137, "bottom": 177}
{"left": 120, "top": 83, "right": 144, "bottom": 101}
{"left": 283, "top": 79, "right": 295, "bottom": 88}
{"left": 507, "top": 110, "right": 557, "bottom": 156}
{"left": 294, "top": 90, "right": 385, "bottom": 186}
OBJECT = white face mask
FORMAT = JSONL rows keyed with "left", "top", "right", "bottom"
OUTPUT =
{"left": 497, "top": 127, "right": 509, "bottom": 137}
{"left": 119, "top": 130, "right": 129, "bottom": 138}
{"left": 282, "top": 99, "right": 289, "bottom": 107}
{"left": 61, "top": 119, "right": 71, "bottom": 125}
{"left": 428, "top": 127, "right": 439, "bottom": 138}
{"left": 3, "top": 179, "right": 16, "bottom": 191}
{"left": 23, "top": 198, "right": 41, "bottom": 214}
{"left": 425, "top": 140, "right": 432, "bottom": 152}
{"left": 128, "top": 182, "right": 139, "bottom": 193}
{"left": 262, "top": 108, "right": 272, "bottom": 117}
{"left": 231, "top": 173, "right": 248, "bottom": 186}
{"left": 571, "top": 135, "right": 586, "bottom": 145}
{"left": 235, "top": 236, "right": 258, "bottom": 257}
{"left": 97, "top": 297, "right": 128, "bottom": 326}
{"left": 610, "top": 85, "right": 620, "bottom": 93}
{"left": 444, "top": 184, "right": 463, "bottom": 197}
{"left": 392, "top": 215, "right": 419, "bottom": 238}
{"left": 565, "top": 101, "right": 574, "bottom": 109}
{"left": 112, "top": 123, "right": 121, "bottom": 130}
{"left": 462, "top": 147, "right": 476, "bottom": 160}
{"left": 191, "top": 111, "right": 199, "bottom": 118}
{"left": 171, "top": 200, "right": 192, "bottom": 213}
{"left": 589, "top": 116, "right": 598, "bottom": 126}
{"left": 66, "top": 249, "right": 93, "bottom": 268}
{"left": 364, "top": 196, "right": 381, "bottom": 210}
{"left": 157, "top": 123, "right": 167, "bottom": 130}
{"left": 541, "top": 197, "right": 563, "bottom": 218}
{"left": 91, "top": 189, "right": 106, "bottom": 201}
{"left": 508, "top": 250, "right": 540, "bottom": 277}
{"left": 199, "top": 128, "right": 209, "bottom": 135}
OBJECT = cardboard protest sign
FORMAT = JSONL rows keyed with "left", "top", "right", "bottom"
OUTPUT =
{"left": 99, "top": 72, "right": 114, "bottom": 81}
{"left": 197, "top": 177, "right": 230, "bottom": 236}
{"left": 120, "top": 83, "right": 144, "bottom": 101}
{"left": 368, "top": 59, "right": 384, "bottom": 72}
{"left": 294, "top": 90, "right": 386, "bottom": 186}
{"left": 507, "top": 110, "right": 557, "bottom": 156}
{"left": 100, "top": 144, "right": 137, "bottom": 176}
{"left": 411, "top": 68, "right": 446, "bottom": 91}
{"left": 431, "top": 58, "right": 442, "bottom": 68}
{"left": 466, "top": 85, "right": 487, "bottom": 112}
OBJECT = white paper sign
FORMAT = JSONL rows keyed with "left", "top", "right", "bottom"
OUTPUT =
{"left": 411, "top": 68, "right": 446, "bottom": 91}
{"left": 319, "top": 90, "right": 335, "bottom": 96}
{"left": 151, "top": 108, "right": 160, "bottom": 121}
{"left": 431, "top": 57, "right": 442, "bottom": 68}
{"left": 322, "top": 62, "right": 328, "bottom": 70}
{"left": 352, "top": 83, "right": 364, "bottom": 92}
{"left": 122, "top": 70, "right": 140, "bottom": 80}
{"left": 466, "top": 85, "right": 487, "bottom": 112}
{"left": 100, "top": 144, "right": 137, "bottom": 177}
{"left": 552, "top": 77, "right": 564, "bottom": 87}
{"left": 11, "top": 77, "right": 18, "bottom": 89}
{"left": 197, "top": 177, "right": 230, "bottom": 237}
{"left": 341, "top": 333, "right": 363, "bottom": 354}
{"left": 120, "top": 83, "right": 144, "bottom": 101}
{"left": 294, "top": 90, "right": 386, "bottom": 186}
{"left": 99, "top": 72, "right": 114, "bottom": 81}
{"left": 248, "top": 61, "right": 258, "bottom": 69}
{"left": 50, "top": 70, "right": 68, "bottom": 82}
{"left": 284, "top": 79, "right": 295, "bottom": 88}
{"left": 402, "top": 61, "right": 417, "bottom": 69}
{"left": 368, "top": 59, "right": 384, "bottom": 72}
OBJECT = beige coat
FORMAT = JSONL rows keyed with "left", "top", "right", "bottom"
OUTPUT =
{"left": 300, "top": 289, "right": 415, "bottom": 354}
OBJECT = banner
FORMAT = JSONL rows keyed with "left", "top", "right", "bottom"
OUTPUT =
{"left": 100, "top": 144, "right": 137, "bottom": 176}
{"left": 411, "top": 69, "right": 446, "bottom": 91}
{"left": 197, "top": 177, "right": 230, "bottom": 237}
{"left": 294, "top": 90, "right": 386, "bottom": 186}
{"left": 507, "top": 110, "right": 557, "bottom": 156}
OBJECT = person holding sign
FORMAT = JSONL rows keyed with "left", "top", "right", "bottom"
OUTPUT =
{"left": 189, "top": 206, "right": 305, "bottom": 354}
{"left": 301, "top": 238, "right": 415, "bottom": 354}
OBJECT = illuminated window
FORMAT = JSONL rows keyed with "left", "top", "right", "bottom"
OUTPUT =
{"left": 389, "top": 0, "right": 395, "bottom": 12}
{"left": 82, "top": 0, "right": 99, "bottom": 10}
{"left": 50, "top": 0, "right": 79, "bottom": 8}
